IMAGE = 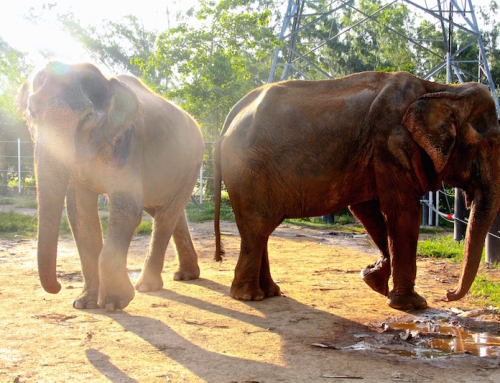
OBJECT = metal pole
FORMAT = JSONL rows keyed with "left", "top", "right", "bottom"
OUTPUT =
{"left": 454, "top": 188, "right": 469, "bottom": 241}
{"left": 422, "top": 193, "right": 429, "bottom": 226}
{"left": 428, "top": 192, "right": 433, "bottom": 226}
{"left": 435, "top": 191, "right": 439, "bottom": 226}
{"left": 486, "top": 212, "right": 500, "bottom": 264}
{"left": 486, "top": 120, "right": 500, "bottom": 263}
{"left": 18, "top": 138, "right": 21, "bottom": 194}
{"left": 199, "top": 166, "right": 203, "bottom": 204}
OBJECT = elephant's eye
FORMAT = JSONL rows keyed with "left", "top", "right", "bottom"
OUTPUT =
{"left": 79, "top": 111, "right": 96, "bottom": 131}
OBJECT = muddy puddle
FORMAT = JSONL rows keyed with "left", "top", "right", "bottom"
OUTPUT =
{"left": 388, "top": 321, "right": 500, "bottom": 358}
{"left": 351, "top": 312, "right": 500, "bottom": 359}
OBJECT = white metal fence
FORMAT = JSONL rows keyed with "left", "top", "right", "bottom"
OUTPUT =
{"left": 0, "top": 140, "right": 35, "bottom": 196}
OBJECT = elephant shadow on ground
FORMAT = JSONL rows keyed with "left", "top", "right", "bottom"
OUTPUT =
{"left": 86, "top": 349, "right": 139, "bottom": 383}
{"left": 90, "top": 278, "right": 385, "bottom": 382}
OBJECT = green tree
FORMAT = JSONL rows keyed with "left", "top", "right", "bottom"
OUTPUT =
{"left": 0, "top": 37, "right": 33, "bottom": 193}
{"left": 0, "top": 37, "right": 32, "bottom": 141}
{"left": 144, "top": 0, "right": 280, "bottom": 140}
{"left": 58, "top": 12, "right": 163, "bottom": 86}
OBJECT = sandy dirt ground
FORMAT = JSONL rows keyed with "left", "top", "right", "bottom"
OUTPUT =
{"left": 1, "top": 211, "right": 500, "bottom": 382}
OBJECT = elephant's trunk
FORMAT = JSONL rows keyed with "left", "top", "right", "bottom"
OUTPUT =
{"left": 446, "top": 189, "right": 500, "bottom": 301}
{"left": 35, "top": 148, "right": 72, "bottom": 294}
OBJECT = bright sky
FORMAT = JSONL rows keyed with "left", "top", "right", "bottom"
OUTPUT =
{"left": 0, "top": 0, "right": 198, "bottom": 71}
{"left": 0, "top": 0, "right": 493, "bottom": 73}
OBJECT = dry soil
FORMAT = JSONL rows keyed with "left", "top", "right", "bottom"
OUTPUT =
{"left": 0, "top": 214, "right": 499, "bottom": 382}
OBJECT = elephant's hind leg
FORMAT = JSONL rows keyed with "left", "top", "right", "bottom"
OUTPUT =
{"left": 259, "top": 239, "right": 281, "bottom": 297}
{"left": 66, "top": 180, "right": 102, "bottom": 309}
{"left": 172, "top": 211, "right": 200, "bottom": 281}
{"left": 135, "top": 208, "right": 180, "bottom": 292}
{"left": 350, "top": 199, "right": 391, "bottom": 296}
{"left": 231, "top": 233, "right": 267, "bottom": 301}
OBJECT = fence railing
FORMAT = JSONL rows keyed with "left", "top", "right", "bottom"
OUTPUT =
{"left": 0, "top": 139, "right": 216, "bottom": 203}
{"left": 0, "top": 139, "right": 35, "bottom": 196}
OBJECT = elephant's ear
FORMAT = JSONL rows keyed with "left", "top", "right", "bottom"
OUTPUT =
{"left": 402, "top": 92, "right": 461, "bottom": 174}
{"left": 104, "top": 78, "right": 139, "bottom": 145}
{"left": 17, "top": 81, "right": 36, "bottom": 140}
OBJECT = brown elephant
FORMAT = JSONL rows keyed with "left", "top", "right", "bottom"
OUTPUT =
{"left": 18, "top": 62, "right": 204, "bottom": 311}
{"left": 214, "top": 71, "right": 500, "bottom": 310}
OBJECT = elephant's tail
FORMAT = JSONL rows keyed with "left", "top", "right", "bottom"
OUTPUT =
{"left": 214, "top": 138, "right": 225, "bottom": 262}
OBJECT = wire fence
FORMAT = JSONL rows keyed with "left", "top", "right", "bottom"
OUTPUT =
{"left": 0, "top": 140, "right": 36, "bottom": 196}
{"left": 0, "top": 139, "right": 216, "bottom": 203}
{"left": 0, "top": 139, "right": 462, "bottom": 222}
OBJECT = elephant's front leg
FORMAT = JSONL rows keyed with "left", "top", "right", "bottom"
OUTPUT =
{"left": 382, "top": 200, "right": 427, "bottom": 310}
{"left": 66, "top": 179, "right": 102, "bottom": 309}
{"left": 98, "top": 191, "right": 143, "bottom": 311}
{"left": 135, "top": 208, "right": 182, "bottom": 292}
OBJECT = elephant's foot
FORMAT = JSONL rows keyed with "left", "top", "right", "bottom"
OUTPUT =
{"left": 230, "top": 279, "right": 265, "bottom": 301}
{"left": 260, "top": 276, "right": 281, "bottom": 297}
{"left": 173, "top": 263, "right": 200, "bottom": 281}
{"left": 360, "top": 257, "right": 391, "bottom": 296}
{"left": 73, "top": 286, "right": 99, "bottom": 309}
{"left": 135, "top": 271, "right": 164, "bottom": 293}
{"left": 98, "top": 268, "right": 135, "bottom": 312}
{"left": 387, "top": 289, "right": 427, "bottom": 311}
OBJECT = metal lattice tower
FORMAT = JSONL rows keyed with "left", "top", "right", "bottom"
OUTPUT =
{"left": 268, "top": 0, "right": 500, "bottom": 116}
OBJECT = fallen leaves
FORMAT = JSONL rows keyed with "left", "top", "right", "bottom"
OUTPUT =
{"left": 311, "top": 343, "right": 339, "bottom": 349}
{"left": 321, "top": 372, "right": 363, "bottom": 379}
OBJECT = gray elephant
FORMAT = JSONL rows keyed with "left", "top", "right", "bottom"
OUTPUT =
{"left": 18, "top": 62, "right": 204, "bottom": 311}
{"left": 214, "top": 71, "right": 500, "bottom": 310}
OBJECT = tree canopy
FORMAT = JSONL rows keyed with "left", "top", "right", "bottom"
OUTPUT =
{"left": 1, "top": 0, "right": 499, "bottom": 144}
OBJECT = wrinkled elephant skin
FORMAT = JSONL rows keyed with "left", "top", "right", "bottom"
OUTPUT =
{"left": 214, "top": 71, "right": 500, "bottom": 311}
{"left": 18, "top": 62, "right": 204, "bottom": 311}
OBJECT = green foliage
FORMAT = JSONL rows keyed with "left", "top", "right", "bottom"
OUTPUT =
{"left": 0, "top": 37, "right": 32, "bottom": 142}
{"left": 15, "top": 199, "right": 37, "bottom": 209}
{"left": 0, "top": 211, "right": 37, "bottom": 234}
{"left": 136, "top": 220, "right": 153, "bottom": 235}
{"left": 59, "top": 216, "right": 71, "bottom": 235}
{"left": 417, "top": 235, "right": 465, "bottom": 262}
{"left": 471, "top": 274, "right": 500, "bottom": 308}
{"left": 40, "top": 0, "right": 499, "bottom": 143}
{"left": 57, "top": 13, "right": 160, "bottom": 83}
{"left": 185, "top": 200, "right": 235, "bottom": 222}
{"left": 284, "top": 214, "right": 365, "bottom": 233}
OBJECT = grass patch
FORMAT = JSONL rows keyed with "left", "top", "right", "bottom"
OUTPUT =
{"left": 471, "top": 274, "right": 500, "bottom": 309}
{"left": 419, "top": 226, "right": 451, "bottom": 234}
{"left": 0, "top": 211, "right": 37, "bottom": 234}
{"left": 0, "top": 197, "right": 37, "bottom": 208}
{"left": 136, "top": 220, "right": 152, "bottom": 235}
{"left": 185, "top": 201, "right": 235, "bottom": 222}
{"left": 417, "top": 235, "right": 465, "bottom": 262}
{"left": 0, "top": 211, "right": 113, "bottom": 238}
{"left": 284, "top": 215, "right": 365, "bottom": 233}
{"left": 15, "top": 199, "right": 37, "bottom": 209}
{"left": 417, "top": 236, "right": 499, "bottom": 307}
{"left": 417, "top": 235, "right": 486, "bottom": 263}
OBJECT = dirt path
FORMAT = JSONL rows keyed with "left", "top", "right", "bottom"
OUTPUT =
{"left": 1, "top": 220, "right": 499, "bottom": 382}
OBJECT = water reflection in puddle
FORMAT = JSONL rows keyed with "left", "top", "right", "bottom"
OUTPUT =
{"left": 349, "top": 319, "right": 500, "bottom": 358}
{"left": 389, "top": 321, "right": 500, "bottom": 358}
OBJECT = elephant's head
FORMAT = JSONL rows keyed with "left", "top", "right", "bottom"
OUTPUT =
{"left": 403, "top": 83, "right": 500, "bottom": 301}
{"left": 17, "top": 62, "right": 139, "bottom": 294}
